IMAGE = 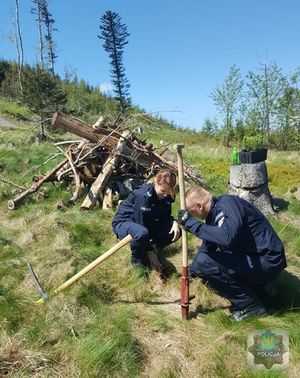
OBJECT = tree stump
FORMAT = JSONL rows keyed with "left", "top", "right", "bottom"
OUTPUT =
{"left": 229, "top": 161, "right": 275, "bottom": 215}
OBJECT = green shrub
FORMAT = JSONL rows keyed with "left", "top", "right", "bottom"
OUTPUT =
{"left": 242, "top": 134, "right": 265, "bottom": 151}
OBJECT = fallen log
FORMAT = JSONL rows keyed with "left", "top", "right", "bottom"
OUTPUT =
{"left": 52, "top": 111, "right": 120, "bottom": 146}
{"left": 8, "top": 158, "right": 68, "bottom": 209}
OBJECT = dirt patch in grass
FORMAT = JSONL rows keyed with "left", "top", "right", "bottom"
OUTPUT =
{"left": 0, "top": 117, "right": 24, "bottom": 130}
{"left": 0, "top": 332, "right": 50, "bottom": 376}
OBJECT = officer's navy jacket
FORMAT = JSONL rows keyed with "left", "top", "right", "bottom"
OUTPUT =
{"left": 112, "top": 184, "right": 174, "bottom": 230}
{"left": 184, "top": 195, "right": 286, "bottom": 272}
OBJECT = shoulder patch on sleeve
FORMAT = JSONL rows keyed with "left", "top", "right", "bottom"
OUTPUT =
{"left": 146, "top": 190, "right": 152, "bottom": 198}
{"left": 215, "top": 211, "right": 225, "bottom": 227}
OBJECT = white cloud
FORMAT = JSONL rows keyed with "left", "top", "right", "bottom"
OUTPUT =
{"left": 99, "top": 82, "right": 113, "bottom": 94}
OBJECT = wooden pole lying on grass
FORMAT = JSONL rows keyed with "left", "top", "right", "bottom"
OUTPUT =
{"left": 8, "top": 158, "right": 68, "bottom": 209}
{"left": 176, "top": 144, "right": 190, "bottom": 320}
{"left": 35, "top": 234, "right": 133, "bottom": 304}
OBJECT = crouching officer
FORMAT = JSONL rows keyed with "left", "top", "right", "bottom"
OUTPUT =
{"left": 112, "top": 169, "right": 181, "bottom": 271}
{"left": 177, "top": 187, "right": 286, "bottom": 321}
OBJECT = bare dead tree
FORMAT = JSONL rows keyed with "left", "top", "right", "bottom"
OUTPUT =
{"left": 31, "top": 0, "right": 45, "bottom": 67}
{"left": 40, "top": 0, "right": 57, "bottom": 74}
{"left": 15, "top": 0, "right": 24, "bottom": 92}
{"left": 31, "top": 1, "right": 57, "bottom": 73}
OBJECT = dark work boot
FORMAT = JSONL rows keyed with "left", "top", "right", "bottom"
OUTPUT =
{"left": 231, "top": 301, "right": 267, "bottom": 322}
{"left": 131, "top": 257, "right": 146, "bottom": 268}
{"left": 131, "top": 252, "right": 149, "bottom": 268}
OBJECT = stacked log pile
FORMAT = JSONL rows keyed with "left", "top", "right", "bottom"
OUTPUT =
{"left": 8, "top": 112, "right": 204, "bottom": 210}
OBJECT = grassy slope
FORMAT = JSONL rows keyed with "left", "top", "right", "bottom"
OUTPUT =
{"left": 0, "top": 106, "right": 300, "bottom": 377}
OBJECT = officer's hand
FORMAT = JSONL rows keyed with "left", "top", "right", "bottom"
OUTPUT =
{"left": 177, "top": 209, "right": 191, "bottom": 226}
{"left": 169, "top": 220, "right": 181, "bottom": 241}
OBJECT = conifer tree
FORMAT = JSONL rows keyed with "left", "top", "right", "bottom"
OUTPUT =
{"left": 22, "top": 65, "right": 66, "bottom": 141}
{"left": 99, "top": 10, "right": 131, "bottom": 113}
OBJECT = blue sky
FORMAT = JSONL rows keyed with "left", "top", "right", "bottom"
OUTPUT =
{"left": 1, "top": 0, "right": 300, "bottom": 129}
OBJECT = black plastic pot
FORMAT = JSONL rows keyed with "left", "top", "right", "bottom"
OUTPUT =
{"left": 239, "top": 148, "right": 268, "bottom": 164}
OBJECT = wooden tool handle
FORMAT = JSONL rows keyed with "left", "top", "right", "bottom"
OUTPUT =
{"left": 36, "top": 234, "right": 133, "bottom": 304}
{"left": 176, "top": 144, "right": 190, "bottom": 320}
{"left": 176, "top": 144, "right": 188, "bottom": 268}
{"left": 54, "top": 234, "right": 133, "bottom": 294}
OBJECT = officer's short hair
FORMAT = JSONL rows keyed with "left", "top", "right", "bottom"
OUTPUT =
{"left": 186, "top": 187, "right": 212, "bottom": 209}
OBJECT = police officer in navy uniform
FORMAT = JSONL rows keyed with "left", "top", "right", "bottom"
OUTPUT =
{"left": 178, "top": 187, "right": 286, "bottom": 321}
{"left": 112, "top": 169, "right": 181, "bottom": 270}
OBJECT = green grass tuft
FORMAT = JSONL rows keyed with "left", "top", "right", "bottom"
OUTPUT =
{"left": 289, "top": 201, "right": 300, "bottom": 216}
{"left": 77, "top": 306, "right": 143, "bottom": 377}
{"left": 76, "top": 282, "right": 117, "bottom": 308}
{"left": 149, "top": 310, "right": 169, "bottom": 333}
{"left": 0, "top": 97, "right": 31, "bottom": 120}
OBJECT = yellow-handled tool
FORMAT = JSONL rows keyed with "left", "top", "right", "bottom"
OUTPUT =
{"left": 28, "top": 234, "right": 133, "bottom": 304}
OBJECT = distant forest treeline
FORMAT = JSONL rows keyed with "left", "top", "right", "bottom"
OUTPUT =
{"left": 208, "top": 63, "right": 300, "bottom": 150}
{"left": 0, "top": 59, "right": 120, "bottom": 122}
{"left": 2, "top": 1, "right": 299, "bottom": 149}
{"left": 1, "top": 59, "right": 300, "bottom": 150}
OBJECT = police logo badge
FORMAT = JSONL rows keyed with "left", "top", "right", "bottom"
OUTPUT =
{"left": 247, "top": 329, "right": 288, "bottom": 371}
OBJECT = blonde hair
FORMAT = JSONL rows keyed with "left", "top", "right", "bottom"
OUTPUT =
{"left": 186, "top": 187, "right": 212, "bottom": 210}
{"left": 149, "top": 169, "right": 177, "bottom": 198}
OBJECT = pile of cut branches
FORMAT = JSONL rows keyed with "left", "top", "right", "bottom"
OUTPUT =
{"left": 8, "top": 112, "right": 204, "bottom": 210}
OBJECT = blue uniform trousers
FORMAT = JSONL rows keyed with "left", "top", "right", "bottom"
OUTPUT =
{"left": 189, "top": 249, "right": 281, "bottom": 309}
{"left": 114, "top": 219, "right": 174, "bottom": 266}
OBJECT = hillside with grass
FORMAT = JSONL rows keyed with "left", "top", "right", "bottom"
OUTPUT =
{"left": 1, "top": 99, "right": 300, "bottom": 377}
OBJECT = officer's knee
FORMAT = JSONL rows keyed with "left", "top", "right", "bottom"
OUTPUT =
{"left": 117, "top": 222, "right": 149, "bottom": 245}
{"left": 133, "top": 226, "right": 149, "bottom": 242}
{"left": 189, "top": 253, "right": 219, "bottom": 279}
